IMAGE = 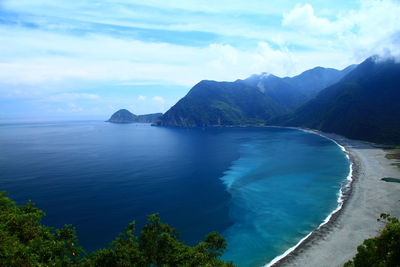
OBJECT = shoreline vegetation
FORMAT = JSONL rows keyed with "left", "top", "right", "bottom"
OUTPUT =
{"left": 385, "top": 150, "right": 400, "bottom": 169}
{"left": 344, "top": 214, "right": 400, "bottom": 266}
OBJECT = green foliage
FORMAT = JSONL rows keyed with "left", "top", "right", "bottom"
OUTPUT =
{"left": 88, "top": 214, "right": 233, "bottom": 267}
{"left": 344, "top": 214, "right": 400, "bottom": 267}
{"left": 0, "top": 192, "right": 234, "bottom": 267}
{"left": 392, "top": 163, "right": 400, "bottom": 168}
{"left": 385, "top": 152, "right": 400, "bottom": 160}
{"left": 0, "top": 192, "right": 82, "bottom": 266}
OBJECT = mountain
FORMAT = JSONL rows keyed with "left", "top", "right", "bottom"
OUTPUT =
{"left": 282, "top": 65, "right": 356, "bottom": 98}
{"left": 136, "top": 113, "right": 163, "bottom": 123}
{"left": 107, "top": 109, "right": 162, "bottom": 123}
{"left": 156, "top": 80, "right": 283, "bottom": 126}
{"left": 280, "top": 57, "right": 400, "bottom": 144}
{"left": 107, "top": 109, "right": 137, "bottom": 123}
{"left": 156, "top": 66, "right": 351, "bottom": 126}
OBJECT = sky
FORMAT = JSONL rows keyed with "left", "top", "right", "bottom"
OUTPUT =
{"left": 1, "top": 0, "right": 400, "bottom": 120}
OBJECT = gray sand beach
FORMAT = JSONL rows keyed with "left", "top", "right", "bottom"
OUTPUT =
{"left": 270, "top": 132, "right": 400, "bottom": 267}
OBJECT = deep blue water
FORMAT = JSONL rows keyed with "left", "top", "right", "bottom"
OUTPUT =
{"left": 0, "top": 121, "right": 349, "bottom": 267}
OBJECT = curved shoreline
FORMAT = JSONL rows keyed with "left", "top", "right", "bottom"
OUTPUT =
{"left": 263, "top": 128, "right": 356, "bottom": 267}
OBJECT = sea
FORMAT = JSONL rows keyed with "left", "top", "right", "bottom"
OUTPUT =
{"left": 0, "top": 121, "right": 350, "bottom": 267}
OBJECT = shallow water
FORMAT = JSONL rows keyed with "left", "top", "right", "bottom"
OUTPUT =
{"left": 0, "top": 121, "right": 349, "bottom": 266}
{"left": 219, "top": 129, "right": 349, "bottom": 266}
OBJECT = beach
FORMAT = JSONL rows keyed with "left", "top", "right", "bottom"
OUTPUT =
{"left": 269, "top": 132, "right": 400, "bottom": 267}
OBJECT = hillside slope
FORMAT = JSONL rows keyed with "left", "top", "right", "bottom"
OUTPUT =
{"left": 157, "top": 66, "right": 351, "bottom": 126}
{"left": 281, "top": 57, "right": 400, "bottom": 144}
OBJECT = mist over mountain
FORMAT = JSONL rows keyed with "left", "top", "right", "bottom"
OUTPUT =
{"left": 156, "top": 66, "right": 351, "bottom": 127}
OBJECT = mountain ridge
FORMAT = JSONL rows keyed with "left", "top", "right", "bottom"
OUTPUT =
{"left": 277, "top": 57, "right": 400, "bottom": 144}
{"left": 156, "top": 65, "right": 352, "bottom": 127}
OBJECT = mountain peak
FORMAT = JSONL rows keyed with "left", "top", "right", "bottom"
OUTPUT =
{"left": 107, "top": 109, "right": 137, "bottom": 123}
{"left": 156, "top": 63, "right": 353, "bottom": 127}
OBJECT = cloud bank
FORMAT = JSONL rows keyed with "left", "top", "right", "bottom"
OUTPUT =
{"left": 0, "top": 0, "right": 399, "bottom": 117}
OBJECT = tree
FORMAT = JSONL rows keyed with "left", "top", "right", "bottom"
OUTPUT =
{"left": 0, "top": 192, "right": 234, "bottom": 266}
{"left": 88, "top": 214, "right": 234, "bottom": 266}
{"left": 0, "top": 192, "right": 82, "bottom": 266}
{"left": 344, "top": 214, "right": 400, "bottom": 267}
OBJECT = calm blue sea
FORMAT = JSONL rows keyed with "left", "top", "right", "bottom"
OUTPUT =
{"left": 0, "top": 121, "right": 349, "bottom": 267}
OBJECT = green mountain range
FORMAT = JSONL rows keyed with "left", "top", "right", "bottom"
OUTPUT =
{"left": 153, "top": 56, "right": 400, "bottom": 144}
{"left": 156, "top": 66, "right": 353, "bottom": 127}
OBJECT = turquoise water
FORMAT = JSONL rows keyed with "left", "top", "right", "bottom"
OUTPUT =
{"left": 220, "top": 130, "right": 349, "bottom": 266}
{"left": 0, "top": 121, "right": 349, "bottom": 266}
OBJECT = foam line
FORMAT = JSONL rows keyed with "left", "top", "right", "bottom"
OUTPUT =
{"left": 264, "top": 127, "right": 353, "bottom": 267}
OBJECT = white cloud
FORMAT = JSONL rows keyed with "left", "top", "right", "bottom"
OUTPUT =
{"left": 345, "top": 0, "right": 400, "bottom": 60}
{"left": 4, "top": 0, "right": 399, "bottom": 98}
{"left": 152, "top": 96, "right": 165, "bottom": 103}
{"left": 282, "top": 0, "right": 400, "bottom": 61}
{"left": 3, "top": 0, "right": 291, "bottom": 17}
{"left": 47, "top": 93, "right": 100, "bottom": 101}
{"left": 0, "top": 0, "right": 288, "bottom": 44}
{"left": 282, "top": 4, "right": 354, "bottom": 35}
{"left": 0, "top": 26, "right": 308, "bottom": 90}
{"left": 67, "top": 103, "right": 84, "bottom": 112}
{"left": 2, "top": 0, "right": 400, "bottom": 119}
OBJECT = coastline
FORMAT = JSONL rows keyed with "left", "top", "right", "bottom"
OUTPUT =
{"left": 262, "top": 128, "right": 355, "bottom": 267}
{"left": 264, "top": 128, "right": 400, "bottom": 267}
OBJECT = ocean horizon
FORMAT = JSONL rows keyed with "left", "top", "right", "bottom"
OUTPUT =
{"left": 0, "top": 121, "right": 349, "bottom": 267}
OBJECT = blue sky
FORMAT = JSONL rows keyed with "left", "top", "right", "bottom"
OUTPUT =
{"left": 1, "top": 0, "right": 399, "bottom": 119}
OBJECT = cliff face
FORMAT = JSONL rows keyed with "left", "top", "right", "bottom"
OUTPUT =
{"left": 107, "top": 109, "right": 162, "bottom": 123}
